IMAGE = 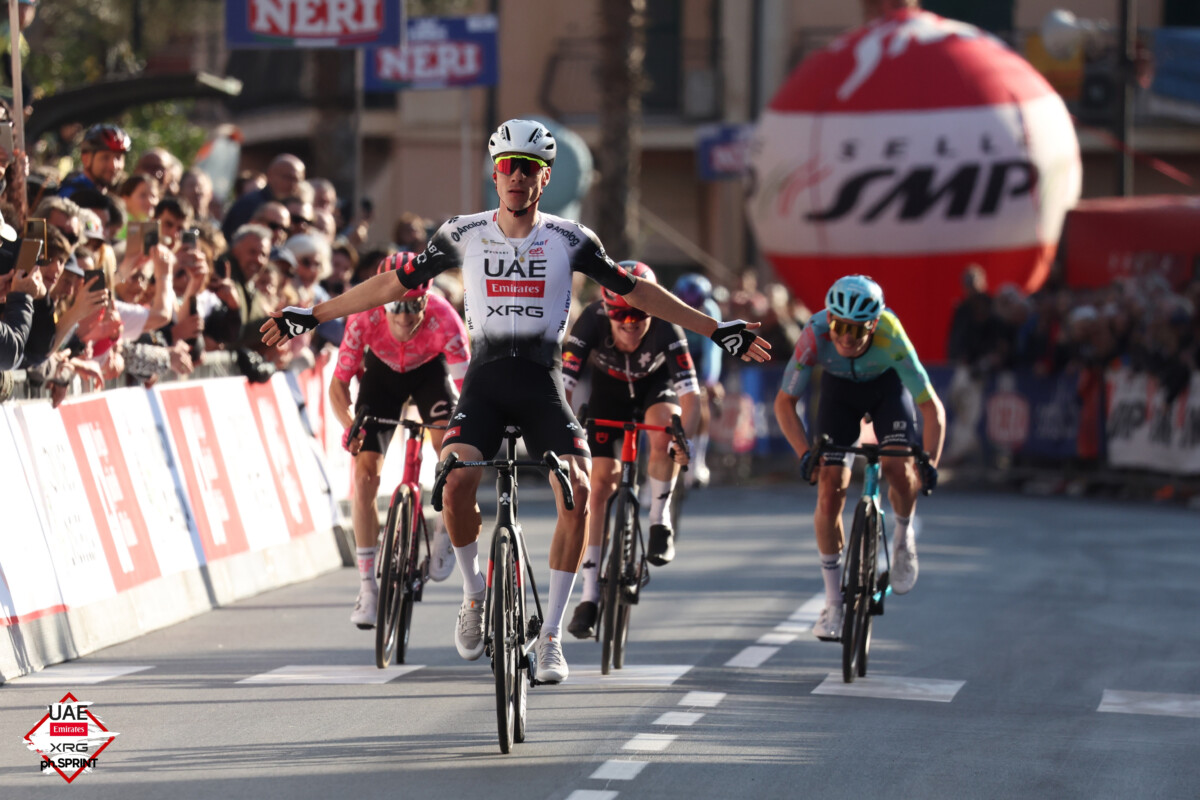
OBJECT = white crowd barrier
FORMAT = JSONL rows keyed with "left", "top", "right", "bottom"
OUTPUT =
{"left": 1106, "top": 367, "right": 1200, "bottom": 476}
{"left": 0, "top": 373, "right": 344, "bottom": 682}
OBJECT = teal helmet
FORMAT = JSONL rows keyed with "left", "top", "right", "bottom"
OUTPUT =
{"left": 825, "top": 275, "right": 884, "bottom": 323}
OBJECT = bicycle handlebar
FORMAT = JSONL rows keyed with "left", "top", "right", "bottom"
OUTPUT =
{"left": 811, "top": 434, "right": 935, "bottom": 496}
{"left": 345, "top": 410, "right": 447, "bottom": 450}
{"left": 431, "top": 451, "right": 575, "bottom": 512}
{"left": 579, "top": 411, "right": 691, "bottom": 471}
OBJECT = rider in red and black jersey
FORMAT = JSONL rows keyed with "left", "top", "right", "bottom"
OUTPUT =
{"left": 560, "top": 262, "right": 698, "bottom": 638}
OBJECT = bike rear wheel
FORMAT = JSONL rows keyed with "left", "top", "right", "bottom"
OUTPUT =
{"left": 841, "top": 499, "right": 877, "bottom": 683}
{"left": 857, "top": 509, "right": 880, "bottom": 678}
{"left": 375, "top": 489, "right": 409, "bottom": 668}
{"left": 492, "top": 532, "right": 518, "bottom": 753}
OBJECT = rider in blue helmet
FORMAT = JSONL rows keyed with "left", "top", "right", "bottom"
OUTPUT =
{"left": 774, "top": 274, "right": 944, "bottom": 641}
{"left": 672, "top": 272, "right": 723, "bottom": 486}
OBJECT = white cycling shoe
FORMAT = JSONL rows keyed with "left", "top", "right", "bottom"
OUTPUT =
{"left": 812, "top": 603, "right": 843, "bottom": 641}
{"left": 891, "top": 541, "right": 919, "bottom": 595}
{"left": 536, "top": 634, "right": 568, "bottom": 683}
{"left": 351, "top": 585, "right": 378, "bottom": 629}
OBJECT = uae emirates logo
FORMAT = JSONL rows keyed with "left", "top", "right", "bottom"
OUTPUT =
{"left": 24, "top": 693, "right": 119, "bottom": 783}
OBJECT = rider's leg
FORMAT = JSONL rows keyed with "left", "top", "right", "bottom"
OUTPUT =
{"left": 645, "top": 400, "right": 682, "bottom": 565}
{"left": 815, "top": 463, "right": 852, "bottom": 607}
{"left": 581, "top": 457, "right": 619, "bottom": 603}
{"left": 352, "top": 451, "right": 385, "bottom": 586}
{"left": 882, "top": 455, "right": 921, "bottom": 593}
{"left": 545, "top": 454, "right": 591, "bottom": 641}
{"left": 440, "top": 443, "right": 484, "bottom": 594}
{"left": 424, "top": 425, "right": 455, "bottom": 580}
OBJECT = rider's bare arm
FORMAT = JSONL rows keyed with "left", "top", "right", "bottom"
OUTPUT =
{"left": 774, "top": 390, "right": 812, "bottom": 460}
{"left": 918, "top": 395, "right": 946, "bottom": 467}
{"left": 623, "top": 279, "right": 771, "bottom": 363}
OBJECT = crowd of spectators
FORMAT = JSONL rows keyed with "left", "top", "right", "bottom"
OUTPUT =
{"left": 0, "top": 108, "right": 446, "bottom": 405}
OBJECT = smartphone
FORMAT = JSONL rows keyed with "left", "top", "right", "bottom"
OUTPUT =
{"left": 143, "top": 220, "right": 161, "bottom": 255}
{"left": 188, "top": 295, "right": 198, "bottom": 316}
{"left": 15, "top": 238, "right": 42, "bottom": 274}
{"left": 181, "top": 228, "right": 198, "bottom": 249}
{"left": 82, "top": 268, "right": 107, "bottom": 290}
{"left": 214, "top": 258, "right": 228, "bottom": 279}
{"left": 24, "top": 219, "right": 46, "bottom": 258}
{"left": 0, "top": 122, "right": 13, "bottom": 155}
{"left": 127, "top": 221, "right": 146, "bottom": 258}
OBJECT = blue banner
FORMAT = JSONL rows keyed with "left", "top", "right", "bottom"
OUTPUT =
{"left": 982, "top": 371, "right": 1082, "bottom": 460}
{"left": 695, "top": 124, "right": 753, "bottom": 181}
{"left": 365, "top": 15, "right": 498, "bottom": 92}
{"left": 226, "top": 0, "right": 404, "bottom": 49}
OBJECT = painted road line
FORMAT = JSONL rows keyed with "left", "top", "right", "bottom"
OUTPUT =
{"left": 680, "top": 691, "right": 725, "bottom": 708}
{"left": 567, "top": 791, "right": 619, "bottom": 800}
{"left": 653, "top": 711, "right": 704, "bottom": 726}
{"left": 237, "top": 665, "right": 423, "bottom": 685}
{"left": 12, "top": 664, "right": 155, "bottom": 685}
{"left": 566, "top": 665, "right": 693, "bottom": 687}
{"left": 590, "top": 760, "right": 648, "bottom": 781}
{"left": 812, "top": 674, "right": 966, "bottom": 702}
{"left": 725, "top": 645, "right": 779, "bottom": 668}
{"left": 788, "top": 594, "right": 826, "bottom": 623}
{"left": 773, "top": 621, "right": 811, "bottom": 635}
{"left": 1098, "top": 690, "right": 1200, "bottom": 719}
{"left": 623, "top": 733, "right": 677, "bottom": 752}
{"left": 757, "top": 632, "right": 799, "bottom": 645}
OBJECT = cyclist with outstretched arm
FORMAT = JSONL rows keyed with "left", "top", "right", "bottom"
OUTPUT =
{"left": 329, "top": 255, "right": 469, "bottom": 631}
{"left": 773, "top": 275, "right": 944, "bottom": 640}
{"left": 264, "top": 119, "right": 771, "bottom": 683}
{"left": 560, "top": 261, "right": 699, "bottom": 639}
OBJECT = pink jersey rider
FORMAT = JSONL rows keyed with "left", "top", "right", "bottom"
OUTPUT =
{"left": 335, "top": 293, "right": 469, "bottom": 389}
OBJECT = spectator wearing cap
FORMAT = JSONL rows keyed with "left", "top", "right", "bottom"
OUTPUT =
{"left": 77, "top": 208, "right": 107, "bottom": 251}
{"left": 269, "top": 244, "right": 297, "bottom": 277}
{"left": 250, "top": 201, "right": 291, "bottom": 248}
{"left": 71, "top": 188, "right": 126, "bottom": 242}
{"left": 59, "top": 124, "right": 132, "bottom": 198}
{"left": 222, "top": 154, "right": 305, "bottom": 242}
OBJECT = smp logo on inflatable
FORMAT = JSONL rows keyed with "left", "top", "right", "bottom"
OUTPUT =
{"left": 747, "top": 8, "right": 1081, "bottom": 360}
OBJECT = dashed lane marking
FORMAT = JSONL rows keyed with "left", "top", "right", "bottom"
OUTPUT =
{"left": 237, "top": 665, "right": 423, "bottom": 685}
{"left": 567, "top": 791, "right": 619, "bottom": 800}
{"left": 679, "top": 691, "right": 725, "bottom": 707}
{"left": 566, "top": 665, "right": 693, "bottom": 687}
{"left": 653, "top": 711, "right": 704, "bottom": 726}
{"left": 11, "top": 664, "right": 155, "bottom": 685}
{"left": 1098, "top": 690, "right": 1200, "bottom": 719}
{"left": 757, "top": 632, "right": 799, "bottom": 645}
{"left": 812, "top": 673, "right": 965, "bottom": 702}
{"left": 590, "top": 760, "right": 648, "bottom": 781}
{"left": 725, "top": 646, "right": 779, "bottom": 668}
{"left": 622, "top": 733, "right": 677, "bottom": 752}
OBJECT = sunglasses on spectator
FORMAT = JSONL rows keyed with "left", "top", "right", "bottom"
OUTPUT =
{"left": 265, "top": 222, "right": 287, "bottom": 233}
{"left": 494, "top": 156, "right": 547, "bottom": 177}
{"left": 605, "top": 305, "right": 648, "bottom": 323}
{"left": 388, "top": 298, "right": 426, "bottom": 314}
{"left": 828, "top": 318, "right": 871, "bottom": 340}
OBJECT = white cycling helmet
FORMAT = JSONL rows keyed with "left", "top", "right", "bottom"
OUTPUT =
{"left": 488, "top": 119, "right": 557, "bottom": 166}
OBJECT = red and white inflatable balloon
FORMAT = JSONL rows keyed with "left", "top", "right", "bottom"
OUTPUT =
{"left": 747, "top": 9, "right": 1081, "bottom": 360}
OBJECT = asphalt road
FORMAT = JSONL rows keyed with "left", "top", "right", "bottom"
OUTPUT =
{"left": 2, "top": 483, "right": 1198, "bottom": 799}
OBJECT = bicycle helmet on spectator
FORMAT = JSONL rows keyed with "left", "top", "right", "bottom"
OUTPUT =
{"left": 488, "top": 119, "right": 556, "bottom": 167}
{"left": 825, "top": 275, "right": 884, "bottom": 323}
{"left": 673, "top": 273, "right": 712, "bottom": 309}
{"left": 602, "top": 260, "right": 655, "bottom": 310}
{"left": 81, "top": 124, "right": 132, "bottom": 154}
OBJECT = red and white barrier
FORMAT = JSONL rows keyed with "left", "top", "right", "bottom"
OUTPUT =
{"left": 0, "top": 374, "right": 343, "bottom": 682}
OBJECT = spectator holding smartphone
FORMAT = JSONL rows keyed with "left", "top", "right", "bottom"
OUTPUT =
{"left": 0, "top": 252, "right": 45, "bottom": 369}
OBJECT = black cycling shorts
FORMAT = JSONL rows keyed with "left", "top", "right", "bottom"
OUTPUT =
{"left": 815, "top": 368, "right": 919, "bottom": 467}
{"left": 443, "top": 357, "right": 590, "bottom": 459}
{"left": 585, "top": 369, "right": 679, "bottom": 459}
{"left": 355, "top": 352, "right": 458, "bottom": 454}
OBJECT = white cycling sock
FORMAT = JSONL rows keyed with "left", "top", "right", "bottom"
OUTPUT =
{"left": 580, "top": 545, "right": 602, "bottom": 603}
{"left": 543, "top": 569, "right": 577, "bottom": 639}
{"left": 648, "top": 477, "right": 672, "bottom": 526}
{"left": 356, "top": 547, "right": 377, "bottom": 590}
{"left": 893, "top": 515, "right": 913, "bottom": 551}
{"left": 455, "top": 541, "right": 485, "bottom": 597}
{"left": 820, "top": 551, "right": 842, "bottom": 607}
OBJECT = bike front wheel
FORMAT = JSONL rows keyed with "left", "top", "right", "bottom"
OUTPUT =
{"left": 375, "top": 488, "right": 411, "bottom": 668}
{"left": 601, "top": 493, "right": 634, "bottom": 675}
{"left": 841, "top": 499, "right": 878, "bottom": 683}
{"left": 492, "top": 532, "right": 519, "bottom": 753}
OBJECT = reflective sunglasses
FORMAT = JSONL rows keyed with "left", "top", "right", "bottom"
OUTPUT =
{"left": 494, "top": 155, "right": 547, "bottom": 177}
{"left": 605, "top": 305, "right": 648, "bottom": 324}
{"left": 388, "top": 298, "right": 426, "bottom": 314}
{"left": 828, "top": 318, "right": 871, "bottom": 340}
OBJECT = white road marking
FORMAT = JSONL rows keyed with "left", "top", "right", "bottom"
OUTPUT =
{"left": 725, "top": 646, "right": 779, "bottom": 668}
{"left": 566, "top": 665, "right": 693, "bottom": 687}
{"left": 680, "top": 691, "right": 725, "bottom": 707}
{"left": 653, "top": 711, "right": 704, "bottom": 726}
{"left": 788, "top": 594, "right": 826, "bottom": 623}
{"left": 567, "top": 791, "right": 619, "bottom": 800}
{"left": 757, "top": 632, "right": 798, "bottom": 645}
{"left": 12, "top": 664, "right": 155, "bottom": 685}
{"left": 812, "top": 674, "right": 965, "bottom": 702}
{"left": 237, "top": 665, "right": 423, "bottom": 685}
{"left": 590, "top": 760, "right": 647, "bottom": 781}
{"left": 623, "top": 733, "right": 677, "bottom": 752}
{"left": 1098, "top": 690, "right": 1200, "bottom": 719}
